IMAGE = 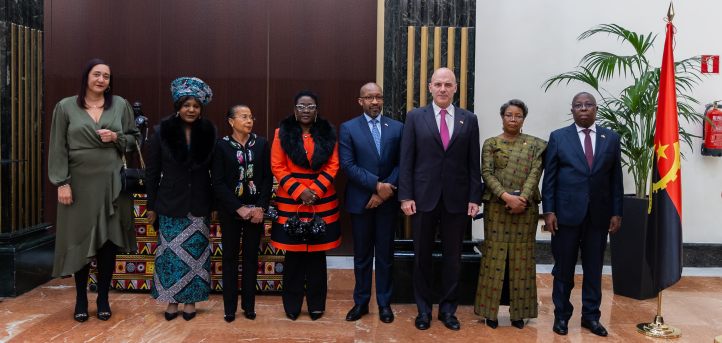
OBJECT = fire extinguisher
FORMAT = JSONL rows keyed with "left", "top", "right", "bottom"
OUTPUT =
{"left": 702, "top": 101, "right": 722, "bottom": 157}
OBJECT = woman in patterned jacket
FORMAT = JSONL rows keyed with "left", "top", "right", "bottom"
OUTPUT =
{"left": 474, "top": 99, "right": 547, "bottom": 329}
{"left": 270, "top": 90, "right": 341, "bottom": 321}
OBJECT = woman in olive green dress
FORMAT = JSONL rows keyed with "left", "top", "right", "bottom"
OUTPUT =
{"left": 49, "top": 59, "right": 139, "bottom": 323}
{"left": 474, "top": 99, "right": 547, "bottom": 329}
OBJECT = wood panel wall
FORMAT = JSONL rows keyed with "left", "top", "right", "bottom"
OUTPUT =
{"left": 43, "top": 0, "right": 377, "bottom": 255}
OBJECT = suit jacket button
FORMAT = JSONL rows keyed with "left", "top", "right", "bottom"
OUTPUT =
{"left": 188, "top": 183, "right": 192, "bottom": 187}
{"left": 585, "top": 193, "right": 588, "bottom": 196}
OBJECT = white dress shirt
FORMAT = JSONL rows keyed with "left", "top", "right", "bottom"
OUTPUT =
{"left": 575, "top": 123, "right": 597, "bottom": 155}
{"left": 432, "top": 102, "right": 454, "bottom": 139}
{"left": 363, "top": 113, "right": 383, "bottom": 138}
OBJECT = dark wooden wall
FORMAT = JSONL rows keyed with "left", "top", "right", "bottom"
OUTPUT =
{"left": 43, "top": 0, "right": 378, "bottom": 255}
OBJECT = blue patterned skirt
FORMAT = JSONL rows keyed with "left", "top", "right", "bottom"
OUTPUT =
{"left": 150, "top": 213, "right": 211, "bottom": 303}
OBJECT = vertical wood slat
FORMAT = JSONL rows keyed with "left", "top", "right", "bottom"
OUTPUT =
{"left": 447, "top": 27, "right": 455, "bottom": 70}
{"left": 30, "top": 30, "right": 36, "bottom": 225}
{"left": 433, "top": 27, "right": 441, "bottom": 71}
{"left": 406, "top": 26, "right": 414, "bottom": 113}
{"left": 419, "top": 27, "right": 428, "bottom": 107}
{"left": 24, "top": 26, "right": 30, "bottom": 228}
{"left": 11, "top": 24, "right": 17, "bottom": 231}
{"left": 37, "top": 31, "right": 43, "bottom": 224}
{"left": 460, "top": 28, "right": 468, "bottom": 109}
{"left": 17, "top": 26, "right": 25, "bottom": 230}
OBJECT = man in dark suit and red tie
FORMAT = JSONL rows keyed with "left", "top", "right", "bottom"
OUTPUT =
{"left": 398, "top": 68, "right": 481, "bottom": 331}
{"left": 542, "top": 92, "right": 623, "bottom": 337}
{"left": 339, "top": 83, "right": 403, "bottom": 324}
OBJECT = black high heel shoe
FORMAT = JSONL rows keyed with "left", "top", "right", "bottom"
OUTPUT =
{"left": 511, "top": 319, "right": 525, "bottom": 329}
{"left": 97, "top": 311, "right": 112, "bottom": 321}
{"left": 244, "top": 311, "right": 256, "bottom": 320}
{"left": 286, "top": 312, "right": 299, "bottom": 321}
{"left": 486, "top": 319, "right": 499, "bottom": 329}
{"left": 183, "top": 312, "right": 196, "bottom": 321}
{"left": 74, "top": 312, "right": 89, "bottom": 323}
{"left": 165, "top": 312, "right": 178, "bottom": 321}
{"left": 310, "top": 312, "right": 324, "bottom": 321}
{"left": 224, "top": 314, "right": 235, "bottom": 323}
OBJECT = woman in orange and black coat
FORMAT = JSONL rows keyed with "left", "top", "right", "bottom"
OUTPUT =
{"left": 271, "top": 90, "right": 340, "bottom": 321}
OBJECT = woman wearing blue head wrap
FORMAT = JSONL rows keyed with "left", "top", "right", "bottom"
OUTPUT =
{"left": 146, "top": 77, "right": 218, "bottom": 321}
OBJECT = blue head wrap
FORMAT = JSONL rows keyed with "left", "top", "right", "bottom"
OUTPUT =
{"left": 170, "top": 77, "right": 213, "bottom": 106}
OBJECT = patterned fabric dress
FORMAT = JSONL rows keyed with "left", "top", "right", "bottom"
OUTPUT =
{"left": 474, "top": 134, "right": 547, "bottom": 321}
{"left": 150, "top": 213, "right": 212, "bottom": 303}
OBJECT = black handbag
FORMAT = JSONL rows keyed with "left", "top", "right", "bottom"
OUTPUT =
{"left": 120, "top": 141, "right": 146, "bottom": 194}
{"left": 234, "top": 205, "right": 279, "bottom": 221}
{"left": 283, "top": 205, "right": 326, "bottom": 242}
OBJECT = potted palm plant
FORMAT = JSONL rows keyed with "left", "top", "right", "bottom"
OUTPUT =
{"left": 542, "top": 24, "right": 705, "bottom": 300}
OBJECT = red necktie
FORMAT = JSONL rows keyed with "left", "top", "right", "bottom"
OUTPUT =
{"left": 440, "top": 109, "right": 450, "bottom": 150}
{"left": 582, "top": 128, "right": 593, "bottom": 168}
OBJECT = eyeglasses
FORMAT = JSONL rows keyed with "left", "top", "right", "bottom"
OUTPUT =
{"left": 295, "top": 104, "right": 317, "bottom": 111}
{"left": 360, "top": 96, "right": 384, "bottom": 102}
{"left": 234, "top": 115, "right": 255, "bottom": 122}
{"left": 503, "top": 114, "right": 525, "bottom": 121}
{"left": 572, "top": 102, "right": 597, "bottom": 110}
{"left": 91, "top": 72, "right": 110, "bottom": 81}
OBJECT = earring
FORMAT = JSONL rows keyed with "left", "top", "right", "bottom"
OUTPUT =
{"left": 314, "top": 116, "right": 317, "bottom": 123}
{"left": 105, "top": 86, "right": 110, "bottom": 93}
{"left": 231, "top": 123, "right": 234, "bottom": 128}
{"left": 520, "top": 128, "right": 523, "bottom": 133}
{"left": 295, "top": 115, "right": 298, "bottom": 121}
{"left": 175, "top": 112, "right": 179, "bottom": 118}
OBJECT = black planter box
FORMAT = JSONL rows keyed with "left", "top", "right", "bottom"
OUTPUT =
{"left": 610, "top": 196, "right": 656, "bottom": 300}
{"left": 0, "top": 224, "right": 56, "bottom": 297}
{"left": 390, "top": 239, "right": 481, "bottom": 305}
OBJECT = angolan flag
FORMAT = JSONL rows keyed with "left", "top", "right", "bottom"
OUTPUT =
{"left": 646, "top": 20, "right": 683, "bottom": 293}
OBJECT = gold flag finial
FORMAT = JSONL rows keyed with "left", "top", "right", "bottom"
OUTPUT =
{"left": 667, "top": 1, "right": 675, "bottom": 22}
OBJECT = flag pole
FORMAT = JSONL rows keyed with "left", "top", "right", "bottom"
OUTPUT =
{"left": 636, "top": 2, "right": 682, "bottom": 339}
{"left": 636, "top": 291, "right": 681, "bottom": 338}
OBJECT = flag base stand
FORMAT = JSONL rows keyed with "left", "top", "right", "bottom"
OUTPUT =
{"left": 636, "top": 291, "right": 681, "bottom": 339}
{"left": 715, "top": 335, "right": 722, "bottom": 343}
{"left": 636, "top": 315, "right": 682, "bottom": 339}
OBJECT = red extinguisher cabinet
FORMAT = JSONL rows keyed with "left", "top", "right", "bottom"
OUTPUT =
{"left": 701, "top": 101, "right": 722, "bottom": 157}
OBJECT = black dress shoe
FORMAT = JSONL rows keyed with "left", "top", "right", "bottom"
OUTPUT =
{"left": 97, "top": 311, "right": 112, "bottom": 321}
{"left": 378, "top": 306, "right": 394, "bottom": 323}
{"left": 346, "top": 304, "right": 369, "bottom": 321}
{"left": 553, "top": 318, "right": 569, "bottom": 335}
{"left": 224, "top": 314, "right": 235, "bottom": 323}
{"left": 581, "top": 318, "right": 608, "bottom": 337}
{"left": 286, "top": 312, "right": 299, "bottom": 321}
{"left": 438, "top": 312, "right": 460, "bottom": 331}
{"left": 511, "top": 319, "right": 525, "bottom": 329}
{"left": 415, "top": 313, "right": 432, "bottom": 330}
{"left": 183, "top": 312, "right": 196, "bottom": 321}
{"left": 244, "top": 311, "right": 256, "bottom": 320}
{"left": 310, "top": 312, "right": 324, "bottom": 321}
{"left": 486, "top": 318, "right": 498, "bottom": 329}
{"left": 165, "top": 312, "right": 178, "bottom": 321}
{"left": 74, "top": 312, "right": 89, "bottom": 323}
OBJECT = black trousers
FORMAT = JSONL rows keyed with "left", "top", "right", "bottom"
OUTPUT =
{"left": 282, "top": 250, "right": 327, "bottom": 313}
{"left": 350, "top": 210, "right": 397, "bottom": 307}
{"left": 411, "top": 199, "right": 468, "bottom": 314}
{"left": 219, "top": 210, "right": 263, "bottom": 314}
{"left": 551, "top": 209, "right": 608, "bottom": 321}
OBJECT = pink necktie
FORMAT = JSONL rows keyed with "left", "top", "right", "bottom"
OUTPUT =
{"left": 440, "top": 109, "right": 450, "bottom": 150}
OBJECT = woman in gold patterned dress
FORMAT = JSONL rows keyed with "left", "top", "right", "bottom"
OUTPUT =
{"left": 474, "top": 99, "right": 547, "bottom": 329}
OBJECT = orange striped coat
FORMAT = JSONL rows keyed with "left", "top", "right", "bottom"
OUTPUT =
{"left": 270, "top": 129, "right": 341, "bottom": 252}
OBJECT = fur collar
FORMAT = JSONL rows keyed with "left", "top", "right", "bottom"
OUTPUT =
{"left": 159, "top": 115, "right": 217, "bottom": 170}
{"left": 278, "top": 114, "right": 336, "bottom": 171}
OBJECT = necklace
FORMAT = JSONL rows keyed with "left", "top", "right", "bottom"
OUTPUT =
{"left": 502, "top": 132, "right": 520, "bottom": 141}
{"left": 86, "top": 97, "right": 104, "bottom": 108}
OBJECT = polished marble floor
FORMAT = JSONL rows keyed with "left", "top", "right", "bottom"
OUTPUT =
{"left": 0, "top": 270, "right": 720, "bottom": 342}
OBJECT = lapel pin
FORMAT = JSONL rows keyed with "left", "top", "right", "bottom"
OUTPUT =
{"left": 523, "top": 142, "right": 527, "bottom": 145}
{"left": 384, "top": 123, "right": 388, "bottom": 126}
{"left": 460, "top": 120, "right": 464, "bottom": 124}
{"left": 601, "top": 134, "right": 606, "bottom": 138}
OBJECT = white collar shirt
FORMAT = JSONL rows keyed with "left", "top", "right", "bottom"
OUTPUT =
{"left": 363, "top": 113, "right": 382, "bottom": 138}
{"left": 432, "top": 102, "right": 454, "bottom": 139}
{"left": 575, "top": 123, "right": 597, "bottom": 155}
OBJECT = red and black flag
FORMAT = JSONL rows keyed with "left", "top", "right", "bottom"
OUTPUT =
{"left": 646, "top": 20, "right": 683, "bottom": 292}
